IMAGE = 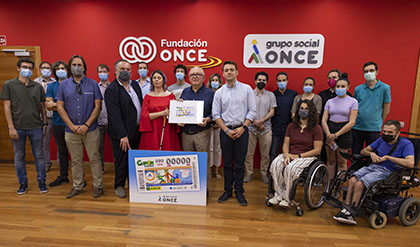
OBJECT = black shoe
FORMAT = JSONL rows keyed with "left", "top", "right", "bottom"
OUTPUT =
{"left": 235, "top": 193, "right": 248, "bottom": 206}
{"left": 333, "top": 210, "right": 357, "bottom": 225}
{"left": 49, "top": 176, "right": 69, "bottom": 187}
{"left": 17, "top": 184, "right": 28, "bottom": 195}
{"left": 39, "top": 183, "right": 49, "bottom": 194}
{"left": 217, "top": 192, "right": 232, "bottom": 203}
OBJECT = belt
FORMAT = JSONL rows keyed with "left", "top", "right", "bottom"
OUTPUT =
{"left": 226, "top": 125, "right": 242, "bottom": 129}
{"left": 184, "top": 129, "right": 202, "bottom": 135}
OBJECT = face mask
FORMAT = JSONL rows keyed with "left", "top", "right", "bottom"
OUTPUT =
{"left": 381, "top": 133, "right": 395, "bottom": 143}
{"left": 20, "top": 68, "right": 32, "bottom": 78}
{"left": 211, "top": 81, "right": 219, "bottom": 89}
{"left": 98, "top": 73, "right": 108, "bottom": 81}
{"left": 328, "top": 79, "right": 337, "bottom": 88}
{"left": 56, "top": 70, "right": 67, "bottom": 79}
{"left": 176, "top": 72, "right": 185, "bottom": 81}
{"left": 336, "top": 88, "right": 347, "bottom": 97}
{"left": 298, "top": 109, "right": 309, "bottom": 119}
{"left": 256, "top": 82, "right": 265, "bottom": 90}
{"left": 364, "top": 72, "right": 376, "bottom": 82}
{"left": 277, "top": 82, "right": 287, "bottom": 90}
{"left": 41, "top": 69, "right": 52, "bottom": 78}
{"left": 71, "top": 66, "right": 84, "bottom": 77}
{"left": 138, "top": 69, "right": 147, "bottom": 78}
{"left": 303, "top": 86, "right": 313, "bottom": 94}
{"left": 119, "top": 71, "right": 131, "bottom": 82}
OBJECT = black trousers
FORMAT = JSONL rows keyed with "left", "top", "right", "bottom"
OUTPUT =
{"left": 110, "top": 130, "right": 141, "bottom": 189}
{"left": 220, "top": 128, "right": 249, "bottom": 194}
{"left": 52, "top": 125, "right": 69, "bottom": 178}
{"left": 352, "top": 129, "right": 380, "bottom": 154}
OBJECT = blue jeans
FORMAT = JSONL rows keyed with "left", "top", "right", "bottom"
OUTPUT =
{"left": 12, "top": 128, "right": 46, "bottom": 185}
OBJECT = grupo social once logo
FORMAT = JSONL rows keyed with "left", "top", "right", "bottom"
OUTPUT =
{"left": 119, "top": 36, "right": 157, "bottom": 63}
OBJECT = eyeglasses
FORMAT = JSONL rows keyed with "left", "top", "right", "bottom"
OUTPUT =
{"left": 76, "top": 84, "right": 82, "bottom": 95}
{"left": 189, "top": 73, "right": 203, "bottom": 78}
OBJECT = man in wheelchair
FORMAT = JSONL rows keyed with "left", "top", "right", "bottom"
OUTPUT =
{"left": 333, "top": 120, "right": 415, "bottom": 225}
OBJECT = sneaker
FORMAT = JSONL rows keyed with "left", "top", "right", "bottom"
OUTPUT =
{"left": 66, "top": 188, "right": 83, "bottom": 198}
{"left": 39, "top": 183, "right": 49, "bottom": 194}
{"left": 244, "top": 174, "right": 252, "bottom": 183}
{"left": 261, "top": 175, "right": 269, "bottom": 184}
{"left": 279, "top": 200, "right": 290, "bottom": 208}
{"left": 114, "top": 187, "right": 126, "bottom": 198}
{"left": 49, "top": 176, "right": 69, "bottom": 187}
{"left": 333, "top": 210, "right": 357, "bottom": 225}
{"left": 17, "top": 184, "right": 28, "bottom": 195}
{"left": 93, "top": 187, "right": 104, "bottom": 198}
{"left": 45, "top": 163, "right": 52, "bottom": 172}
{"left": 269, "top": 197, "right": 280, "bottom": 205}
{"left": 236, "top": 193, "right": 248, "bottom": 206}
{"left": 217, "top": 192, "right": 232, "bottom": 203}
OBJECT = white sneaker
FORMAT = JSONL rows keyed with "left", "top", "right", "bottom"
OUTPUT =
{"left": 269, "top": 197, "right": 279, "bottom": 204}
{"left": 279, "top": 200, "right": 289, "bottom": 208}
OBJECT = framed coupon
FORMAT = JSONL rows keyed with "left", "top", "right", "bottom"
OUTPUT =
{"left": 168, "top": 100, "right": 204, "bottom": 124}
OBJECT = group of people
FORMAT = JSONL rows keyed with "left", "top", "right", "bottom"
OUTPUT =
{"left": 1, "top": 57, "right": 416, "bottom": 225}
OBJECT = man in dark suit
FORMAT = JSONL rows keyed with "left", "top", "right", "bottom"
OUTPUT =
{"left": 105, "top": 59, "right": 143, "bottom": 198}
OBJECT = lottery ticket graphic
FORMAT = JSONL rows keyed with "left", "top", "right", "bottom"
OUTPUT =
{"left": 176, "top": 106, "right": 195, "bottom": 117}
{"left": 135, "top": 154, "right": 200, "bottom": 193}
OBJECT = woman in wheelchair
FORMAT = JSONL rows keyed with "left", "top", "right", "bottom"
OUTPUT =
{"left": 269, "top": 99, "right": 323, "bottom": 207}
{"left": 321, "top": 73, "right": 358, "bottom": 183}
{"left": 333, "top": 120, "right": 415, "bottom": 225}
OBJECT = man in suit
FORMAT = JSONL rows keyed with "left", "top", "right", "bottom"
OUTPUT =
{"left": 105, "top": 59, "right": 143, "bottom": 198}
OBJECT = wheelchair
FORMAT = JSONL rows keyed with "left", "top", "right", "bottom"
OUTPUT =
{"left": 324, "top": 132, "right": 420, "bottom": 229}
{"left": 265, "top": 157, "right": 330, "bottom": 217}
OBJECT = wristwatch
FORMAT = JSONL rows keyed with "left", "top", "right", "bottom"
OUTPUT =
{"left": 242, "top": 125, "right": 248, "bottom": 130}
{"left": 42, "top": 122, "right": 48, "bottom": 126}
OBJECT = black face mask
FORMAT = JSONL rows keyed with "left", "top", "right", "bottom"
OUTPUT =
{"left": 298, "top": 110, "right": 309, "bottom": 119}
{"left": 381, "top": 134, "right": 395, "bottom": 143}
{"left": 256, "top": 82, "right": 265, "bottom": 90}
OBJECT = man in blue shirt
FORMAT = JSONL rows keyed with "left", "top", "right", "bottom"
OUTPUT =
{"left": 180, "top": 66, "right": 214, "bottom": 187}
{"left": 212, "top": 60, "right": 256, "bottom": 206}
{"left": 334, "top": 120, "right": 414, "bottom": 225}
{"left": 56, "top": 55, "right": 103, "bottom": 199}
{"left": 352, "top": 61, "right": 391, "bottom": 154}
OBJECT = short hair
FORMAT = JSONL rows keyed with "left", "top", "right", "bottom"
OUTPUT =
{"left": 17, "top": 57, "right": 34, "bottom": 68}
{"left": 327, "top": 69, "right": 341, "bottom": 78}
{"left": 303, "top": 76, "right": 316, "bottom": 86}
{"left": 363, "top": 61, "right": 378, "bottom": 71}
{"left": 68, "top": 54, "right": 87, "bottom": 76}
{"left": 138, "top": 62, "right": 148, "bottom": 69}
{"left": 150, "top": 70, "right": 168, "bottom": 91}
{"left": 207, "top": 73, "right": 223, "bottom": 88}
{"left": 255, "top": 71, "right": 269, "bottom": 81}
{"left": 113, "top": 59, "right": 130, "bottom": 71}
{"left": 337, "top": 72, "right": 350, "bottom": 85}
{"left": 222, "top": 60, "right": 238, "bottom": 71}
{"left": 52, "top": 61, "right": 69, "bottom": 79}
{"left": 39, "top": 61, "right": 52, "bottom": 69}
{"left": 97, "top": 64, "right": 109, "bottom": 72}
{"left": 276, "top": 72, "right": 288, "bottom": 80}
{"left": 174, "top": 64, "right": 187, "bottom": 75}
{"left": 189, "top": 66, "right": 205, "bottom": 77}
{"left": 384, "top": 120, "right": 401, "bottom": 131}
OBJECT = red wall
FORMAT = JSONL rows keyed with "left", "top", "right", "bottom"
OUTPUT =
{"left": 1, "top": 0, "right": 419, "bottom": 162}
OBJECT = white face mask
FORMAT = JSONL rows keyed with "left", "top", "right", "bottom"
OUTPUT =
{"left": 364, "top": 72, "right": 376, "bottom": 81}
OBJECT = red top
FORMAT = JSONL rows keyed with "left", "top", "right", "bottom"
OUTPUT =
{"left": 285, "top": 123, "right": 323, "bottom": 154}
{"left": 139, "top": 94, "right": 181, "bottom": 151}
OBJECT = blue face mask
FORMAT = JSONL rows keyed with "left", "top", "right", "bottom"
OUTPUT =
{"left": 41, "top": 69, "right": 52, "bottom": 78}
{"left": 56, "top": 69, "right": 67, "bottom": 79}
{"left": 211, "top": 81, "right": 220, "bottom": 89}
{"left": 336, "top": 88, "right": 347, "bottom": 97}
{"left": 303, "top": 86, "right": 313, "bottom": 93}
{"left": 98, "top": 73, "right": 108, "bottom": 81}
{"left": 138, "top": 69, "right": 147, "bottom": 78}
{"left": 277, "top": 82, "right": 287, "bottom": 90}
{"left": 364, "top": 72, "right": 376, "bottom": 82}
{"left": 176, "top": 72, "right": 185, "bottom": 81}
{"left": 20, "top": 68, "right": 32, "bottom": 78}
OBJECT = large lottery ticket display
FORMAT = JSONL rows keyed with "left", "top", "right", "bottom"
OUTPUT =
{"left": 128, "top": 150, "right": 207, "bottom": 206}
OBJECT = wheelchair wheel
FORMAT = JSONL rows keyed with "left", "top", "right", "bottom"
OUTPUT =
{"left": 304, "top": 162, "right": 329, "bottom": 209}
{"left": 369, "top": 211, "right": 387, "bottom": 229}
{"left": 399, "top": 197, "right": 420, "bottom": 226}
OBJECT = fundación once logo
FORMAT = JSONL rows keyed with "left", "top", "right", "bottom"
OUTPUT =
{"left": 119, "top": 36, "right": 222, "bottom": 69}
{"left": 243, "top": 34, "right": 325, "bottom": 69}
